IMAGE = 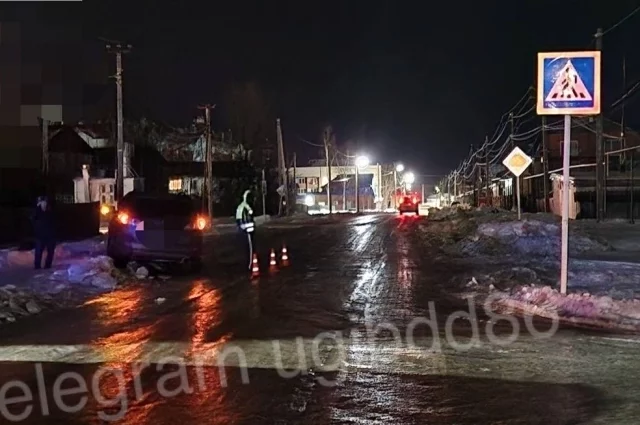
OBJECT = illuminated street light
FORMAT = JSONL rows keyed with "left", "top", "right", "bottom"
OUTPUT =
{"left": 404, "top": 172, "right": 415, "bottom": 184}
{"left": 395, "top": 163, "right": 404, "bottom": 173}
{"left": 355, "top": 155, "right": 370, "bottom": 169}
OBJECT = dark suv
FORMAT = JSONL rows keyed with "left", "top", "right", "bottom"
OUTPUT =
{"left": 107, "top": 192, "right": 207, "bottom": 268}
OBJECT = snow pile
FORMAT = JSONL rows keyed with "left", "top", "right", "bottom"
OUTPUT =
{"left": 61, "top": 255, "right": 117, "bottom": 289}
{"left": 456, "top": 219, "right": 609, "bottom": 257}
{"left": 0, "top": 237, "right": 105, "bottom": 270}
{"left": 427, "top": 206, "right": 471, "bottom": 222}
{"left": 0, "top": 284, "right": 53, "bottom": 324}
{"left": 494, "top": 285, "right": 640, "bottom": 330}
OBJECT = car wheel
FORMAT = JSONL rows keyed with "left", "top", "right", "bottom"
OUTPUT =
{"left": 189, "top": 257, "right": 203, "bottom": 272}
{"left": 112, "top": 257, "right": 129, "bottom": 269}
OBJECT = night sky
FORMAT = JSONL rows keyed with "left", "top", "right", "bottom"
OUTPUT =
{"left": 3, "top": 0, "right": 640, "bottom": 177}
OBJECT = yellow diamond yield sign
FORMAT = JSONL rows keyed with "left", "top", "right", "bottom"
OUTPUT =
{"left": 502, "top": 147, "right": 532, "bottom": 177}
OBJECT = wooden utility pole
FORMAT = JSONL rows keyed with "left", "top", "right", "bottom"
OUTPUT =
{"left": 293, "top": 152, "right": 297, "bottom": 209}
{"left": 276, "top": 118, "right": 287, "bottom": 215}
{"left": 106, "top": 42, "right": 131, "bottom": 201}
{"left": 343, "top": 149, "right": 349, "bottom": 210}
{"left": 484, "top": 136, "right": 491, "bottom": 206}
{"left": 41, "top": 119, "right": 49, "bottom": 176}
{"left": 542, "top": 116, "right": 550, "bottom": 212}
{"left": 509, "top": 112, "right": 516, "bottom": 209}
{"left": 198, "top": 104, "right": 215, "bottom": 218}
{"left": 595, "top": 27, "right": 604, "bottom": 222}
{"left": 475, "top": 151, "right": 481, "bottom": 207}
{"left": 261, "top": 169, "right": 267, "bottom": 217}
{"left": 323, "top": 126, "right": 333, "bottom": 213}
{"left": 630, "top": 150, "right": 635, "bottom": 224}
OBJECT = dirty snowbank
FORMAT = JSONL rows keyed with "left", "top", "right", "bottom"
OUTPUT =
{"left": 0, "top": 237, "right": 105, "bottom": 269}
{"left": 493, "top": 286, "right": 640, "bottom": 332}
{"left": 0, "top": 256, "right": 178, "bottom": 325}
{"left": 456, "top": 219, "right": 609, "bottom": 257}
{"left": 419, "top": 207, "right": 609, "bottom": 258}
{"left": 422, "top": 207, "right": 640, "bottom": 331}
{"left": 0, "top": 255, "right": 120, "bottom": 325}
{"left": 454, "top": 260, "right": 640, "bottom": 332}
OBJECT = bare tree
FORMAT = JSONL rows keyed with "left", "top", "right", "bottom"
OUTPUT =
{"left": 224, "top": 81, "right": 275, "bottom": 163}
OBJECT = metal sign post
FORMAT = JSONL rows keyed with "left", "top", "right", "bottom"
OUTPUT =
{"left": 516, "top": 175, "right": 521, "bottom": 220}
{"left": 502, "top": 146, "right": 532, "bottom": 221}
{"left": 537, "top": 50, "right": 601, "bottom": 294}
{"left": 561, "top": 115, "right": 571, "bottom": 294}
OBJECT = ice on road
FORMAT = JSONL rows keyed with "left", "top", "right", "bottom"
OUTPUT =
{"left": 0, "top": 214, "right": 636, "bottom": 424}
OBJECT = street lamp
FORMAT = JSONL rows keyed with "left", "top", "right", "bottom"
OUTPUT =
{"left": 393, "top": 163, "right": 404, "bottom": 209}
{"left": 354, "top": 155, "right": 370, "bottom": 213}
{"left": 404, "top": 172, "right": 415, "bottom": 184}
{"left": 355, "top": 155, "right": 370, "bottom": 169}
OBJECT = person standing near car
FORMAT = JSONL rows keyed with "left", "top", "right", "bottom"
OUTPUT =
{"left": 236, "top": 189, "right": 255, "bottom": 269}
{"left": 32, "top": 195, "right": 56, "bottom": 269}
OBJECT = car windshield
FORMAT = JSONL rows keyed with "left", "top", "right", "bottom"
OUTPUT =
{"left": 403, "top": 197, "right": 412, "bottom": 204}
{"left": 123, "top": 196, "right": 195, "bottom": 218}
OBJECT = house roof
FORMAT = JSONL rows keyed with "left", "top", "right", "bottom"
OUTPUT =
{"left": 319, "top": 174, "right": 374, "bottom": 195}
{"left": 48, "top": 126, "right": 94, "bottom": 154}
{"left": 75, "top": 122, "right": 111, "bottom": 139}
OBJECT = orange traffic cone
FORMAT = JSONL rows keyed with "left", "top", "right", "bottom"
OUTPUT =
{"left": 281, "top": 245, "right": 289, "bottom": 263}
{"left": 251, "top": 253, "right": 260, "bottom": 276}
{"left": 269, "top": 249, "right": 277, "bottom": 266}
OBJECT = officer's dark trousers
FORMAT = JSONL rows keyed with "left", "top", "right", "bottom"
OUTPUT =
{"left": 35, "top": 237, "right": 56, "bottom": 269}
{"left": 237, "top": 227, "right": 256, "bottom": 269}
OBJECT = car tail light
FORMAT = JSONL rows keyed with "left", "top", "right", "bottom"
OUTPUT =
{"left": 187, "top": 215, "right": 208, "bottom": 231}
{"left": 117, "top": 212, "right": 130, "bottom": 225}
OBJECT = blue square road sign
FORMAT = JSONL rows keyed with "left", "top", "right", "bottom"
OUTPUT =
{"left": 536, "top": 51, "right": 601, "bottom": 115}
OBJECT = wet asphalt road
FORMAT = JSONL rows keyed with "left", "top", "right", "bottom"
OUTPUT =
{"left": 0, "top": 214, "right": 639, "bottom": 423}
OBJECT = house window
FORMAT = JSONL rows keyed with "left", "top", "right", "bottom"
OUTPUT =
{"left": 560, "top": 140, "right": 579, "bottom": 156}
{"left": 297, "top": 187, "right": 306, "bottom": 194}
{"left": 169, "top": 178, "right": 182, "bottom": 191}
{"left": 296, "top": 177, "right": 306, "bottom": 184}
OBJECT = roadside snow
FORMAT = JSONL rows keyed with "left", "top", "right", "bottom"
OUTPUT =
{"left": 66, "top": 256, "right": 117, "bottom": 289}
{"left": 493, "top": 285, "right": 640, "bottom": 331}
{"left": 421, "top": 206, "right": 640, "bottom": 331}
{"left": 0, "top": 237, "right": 105, "bottom": 270}
{"left": 456, "top": 220, "right": 609, "bottom": 257}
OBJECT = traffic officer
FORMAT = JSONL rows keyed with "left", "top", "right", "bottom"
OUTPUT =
{"left": 235, "top": 189, "right": 255, "bottom": 269}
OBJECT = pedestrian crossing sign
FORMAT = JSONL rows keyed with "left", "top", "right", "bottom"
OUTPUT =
{"left": 537, "top": 51, "right": 601, "bottom": 116}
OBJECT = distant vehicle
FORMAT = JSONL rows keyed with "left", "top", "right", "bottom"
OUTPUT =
{"left": 107, "top": 192, "right": 208, "bottom": 268}
{"left": 398, "top": 196, "right": 419, "bottom": 215}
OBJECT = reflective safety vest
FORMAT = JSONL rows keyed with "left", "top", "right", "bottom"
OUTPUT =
{"left": 236, "top": 190, "right": 254, "bottom": 233}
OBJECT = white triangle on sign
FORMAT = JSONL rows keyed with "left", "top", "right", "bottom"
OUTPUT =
{"left": 545, "top": 60, "right": 592, "bottom": 101}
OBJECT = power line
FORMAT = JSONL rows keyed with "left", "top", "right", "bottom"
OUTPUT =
{"left": 298, "top": 136, "right": 324, "bottom": 148}
{"left": 602, "top": 5, "right": 640, "bottom": 36}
